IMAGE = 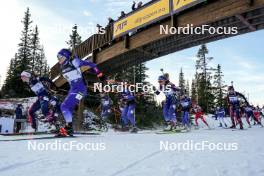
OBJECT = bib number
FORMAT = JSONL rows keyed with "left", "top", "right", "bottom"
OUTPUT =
{"left": 75, "top": 93, "right": 83, "bottom": 100}
{"left": 43, "top": 96, "right": 49, "bottom": 101}
{"left": 31, "top": 82, "right": 44, "bottom": 93}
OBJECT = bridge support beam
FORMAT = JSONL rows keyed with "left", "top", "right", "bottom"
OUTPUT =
{"left": 124, "top": 34, "right": 130, "bottom": 49}
{"left": 236, "top": 14, "right": 256, "bottom": 31}
{"left": 171, "top": 14, "right": 178, "bottom": 27}
{"left": 135, "top": 48, "right": 159, "bottom": 58}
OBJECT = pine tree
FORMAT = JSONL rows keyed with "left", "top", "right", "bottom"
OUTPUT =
{"left": 66, "top": 24, "right": 82, "bottom": 50}
{"left": 191, "top": 79, "right": 197, "bottom": 102}
{"left": 213, "top": 64, "right": 226, "bottom": 107}
{"left": 30, "top": 25, "right": 40, "bottom": 72}
{"left": 179, "top": 68, "right": 185, "bottom": 95}
{"left": 185, "top": 80, "right": 190, "bottom": 97}
{"left": 1, "top": 54, "right": 18, "bottom": 97}
{"left": 2, "top": 8, "right": 34, "bottom": 97}
{"left": 195, "top": 44, "right": 215, "bottom": 112}
{"left": 1, "top": 8, "right": 48, "bottom": 98}
{"left": 38, "top": 46, "right": 49, "bottom": 76}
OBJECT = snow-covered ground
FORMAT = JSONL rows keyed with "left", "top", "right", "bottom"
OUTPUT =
{"left": 0, "top": 117, "right": 263, "bottom": 176}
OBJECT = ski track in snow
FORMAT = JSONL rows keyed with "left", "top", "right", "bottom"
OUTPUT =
{"left": 0, "top": 117, "right": 264, "bottom": 176}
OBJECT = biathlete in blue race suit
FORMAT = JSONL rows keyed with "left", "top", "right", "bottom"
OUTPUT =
{"left": 57, "top": 48, "right": 105, "bottom": 136}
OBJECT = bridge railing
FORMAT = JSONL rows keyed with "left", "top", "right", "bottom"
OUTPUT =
{"left": 49, "top": 0, "right": 207, "bottom": 81}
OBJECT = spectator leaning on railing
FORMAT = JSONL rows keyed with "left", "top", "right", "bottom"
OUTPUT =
{"left": 132, "top": 1, "right": 143, "bottom": 11}
{"left": 119, "top": 11, "right": 126, "bottom": 20}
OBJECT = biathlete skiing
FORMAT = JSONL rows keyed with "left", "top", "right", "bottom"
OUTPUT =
{"left": 119, "top": 89, "right": 137, "bottom": 133}
{"left": 155, "top": 74, "right": 180, "bottom": 131}
{"left": 227, "top": 85, "right": 249, "bottom": 130}
{"left": 179, "top": 95, "right": 192, "bottom": 131}
{"left": 20, "top": 71, "right": 59, "bottom": 131}
{"left": 215, "top": 107, "right": 227, "bottom": 128}
{"left": 56, "top": 48, "right": 105, "bottom": 137}
{"left": 192, "top": 103, "right": 210, "bottom": 129}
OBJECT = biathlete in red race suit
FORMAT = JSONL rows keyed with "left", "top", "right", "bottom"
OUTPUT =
{"left": 192, "top": 104, "right": 210, "bottom": 129}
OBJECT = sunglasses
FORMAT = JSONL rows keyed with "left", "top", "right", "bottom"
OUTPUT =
{"left": 57, "top": 54, "right": 67, "bottom": 63}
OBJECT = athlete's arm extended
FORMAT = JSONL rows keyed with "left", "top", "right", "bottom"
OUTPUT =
{"left": 236, "top": 91, "right": 249, "bottom": 105}
{"left": 72, "top": 57, "right": 101, "bottom": 75}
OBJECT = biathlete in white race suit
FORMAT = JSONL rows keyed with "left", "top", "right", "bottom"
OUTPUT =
{"left": 192, "top": 104, "right": 210, "bottom": 129}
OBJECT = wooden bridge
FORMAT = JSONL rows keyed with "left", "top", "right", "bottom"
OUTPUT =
{"left": 50, "top": 0, "right": 264, "bottom": 87}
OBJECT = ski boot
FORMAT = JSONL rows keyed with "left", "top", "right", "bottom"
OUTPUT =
{"left": 164, "top": 123, "right": 173, "bottom": 131}
{"left": 230, "top": 124, "right": 236, "bottom": 129}
{"left": 224, "top": 123, "right": 228, "bottom": 128}
{"left": 55, "top": 123, "right": 73, "bottom": 137}
{"left": 194, "top": 125, "right": 199, "bottom": 130}
{"left": 130, "top": 126, "right": 138, "bottom": 133}
{"left": 219, "top": 123, "right": 223, "bottom": 127}
{"left": 258, "top": 122, "right": 264, "bottom": 128}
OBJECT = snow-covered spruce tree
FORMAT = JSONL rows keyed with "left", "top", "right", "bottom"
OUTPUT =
{"left": 195, "top": 44, "right": 215, "bottom": 113}
{"left": 66, "top": 24, "right": 82, "bottom": 50}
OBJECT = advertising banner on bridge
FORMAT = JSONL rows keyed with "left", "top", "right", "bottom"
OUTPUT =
{"left": 113, "top": 0, "right": 170, "bottom": 38}
{"left": 172, "top": 0, "right": 206, "bottom": 14}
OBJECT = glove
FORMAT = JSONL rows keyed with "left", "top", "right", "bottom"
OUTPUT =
{"left": 97, "top": 72, "right": 107, "bottom": 82}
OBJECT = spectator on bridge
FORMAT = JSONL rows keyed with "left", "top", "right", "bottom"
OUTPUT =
{"left": 106, "top": 17, "right": 114, "bottom": 28}
{"left": 137, "top": 1, "right": 143, "bottom": 9}
{"left": 132, "top": 1, "right": 143, "bottom": 11}
{"left": 118, "top": 11, "right": 126, "bottom": 20}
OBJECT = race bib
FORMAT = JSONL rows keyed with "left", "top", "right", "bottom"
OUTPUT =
{"left": 181, "top": 102, "right": 189, "bottom": 107}
{"left": 63, "top": 70, "right": 82, "bottom": 82}
{"left": 229, "top": 96, "right": 238, "bottom": 103}
{"left": 103, "top": 100, "right": 110, "bottom": 106}
{"left": 50, "top": 100, "right": 57, "bottom": 106}
{"left": 31, "top": 82, "right": 44, "bottom": 93}
{"left": 43, "top": 96, "right": 49, "bottom": 101}
{"left": 75, "top": 93, "right": 83, "bottom": 100}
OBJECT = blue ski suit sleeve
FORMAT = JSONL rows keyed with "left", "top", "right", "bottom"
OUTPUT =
{"left": 72, "top": 57, "right": 100, "bottom": 75}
